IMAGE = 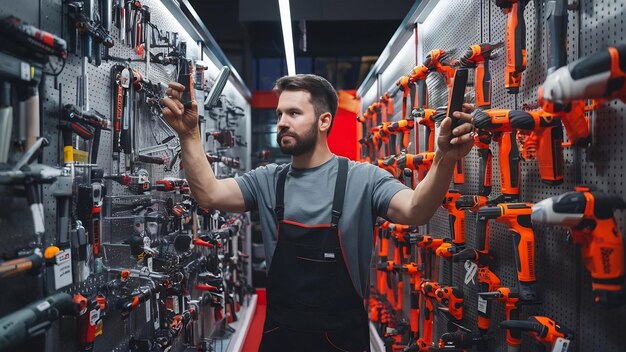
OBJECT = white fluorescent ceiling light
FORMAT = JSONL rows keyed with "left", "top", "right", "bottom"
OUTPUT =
{"left": 278, "top": 0, "right": 296, "bottom": 76}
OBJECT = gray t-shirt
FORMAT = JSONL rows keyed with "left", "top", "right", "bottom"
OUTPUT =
{"left": 235, "top": 155, "right": 409, "bottom": 296}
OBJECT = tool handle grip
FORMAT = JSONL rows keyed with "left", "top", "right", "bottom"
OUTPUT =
{"left": 499, "top": 131, "right": 521, "bottom": 196}
{"left": 134, "top": 154, "right": 164, "bottom": 165}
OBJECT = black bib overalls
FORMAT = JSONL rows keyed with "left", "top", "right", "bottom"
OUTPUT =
{"left": 259, "top": 157, "right": 371, "bottom": 352}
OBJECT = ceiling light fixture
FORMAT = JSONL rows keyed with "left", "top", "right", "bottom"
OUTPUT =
{"left": 278, "top": 0, "right": 296, "bottom": 76}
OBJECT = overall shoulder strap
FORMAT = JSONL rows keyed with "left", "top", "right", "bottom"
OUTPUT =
{"left": 331, "top": 157, "right": 349, "bottom": 229}
{"left": 274, "top": 164, "right": 290, "bottom": 221}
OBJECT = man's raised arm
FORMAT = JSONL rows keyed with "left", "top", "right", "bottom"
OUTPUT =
{"left": 161, "top": 82, "right": 246, "bottom": 212}
{"left": 387, "top": 105, "right": 476, "bottom": 225}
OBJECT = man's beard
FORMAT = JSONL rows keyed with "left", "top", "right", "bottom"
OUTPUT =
{"left": 277, "top": 123, "right": 318, "bottom": 156}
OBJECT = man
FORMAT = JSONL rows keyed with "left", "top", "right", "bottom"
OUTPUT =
{"left": 161, "top": 74, "right": 475, "bottom": 351}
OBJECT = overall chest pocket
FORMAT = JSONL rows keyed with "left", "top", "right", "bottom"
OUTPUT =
{"left": 294, "top": 243, "right": 341, "bottom": 307}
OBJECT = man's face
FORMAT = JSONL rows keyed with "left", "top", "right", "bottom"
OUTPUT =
{"left": 276, "top": 90, "right": 319, "bottom": 156}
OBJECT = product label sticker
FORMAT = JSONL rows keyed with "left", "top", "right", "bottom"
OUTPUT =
{"left": 552, "top": 338, "right": 570, "bottom": 352}
{"left": 90, "top": 308, "right": 100, "bottom": 326}
{"left": 54, "top": 249, "right": 73, "bottom": 289}
{"left": 477, "top": 295, "right": 487, "bottom": 314}
{"left": 36, "top": 301, "right": 51, "bottom": 312}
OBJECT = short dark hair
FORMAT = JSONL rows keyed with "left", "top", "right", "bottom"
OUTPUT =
{"left": 273, "top": 74, "right": 338, "bottom": 135}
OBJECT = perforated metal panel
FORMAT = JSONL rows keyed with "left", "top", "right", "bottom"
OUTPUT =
{"left": 0, "top": 1, "right": 251, "bottom": 352}
{"left": 362, "top": 0, "right": 626, "bottom": 351}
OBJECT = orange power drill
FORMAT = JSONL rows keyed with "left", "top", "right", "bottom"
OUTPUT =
{"left": 387, "top": 118, "right": 415, "bottom": 152}
{"left": 415, "top": 107, "right": 446, "bottom": 153}
{"left": 472, "top": 109, "right": 521, "bottom": 204}
{"left": 500, "top": 316, "right": 574, "bottom": 352}
{"left": 475, "top": 203, "right": 538, "bottom": 302}
{"left": 396, "top": 152, "right": 435, "bottom": 182}
{"left": 479, "top": 287, "right": 523, "bottom": 352}
{"left": 457, "top": 42, "right": 503, "bottom": 109}
{"left": 441, "top": 190, "right": 466, "bottom": 252}
{"left": 496, "top": 0, "right": 528, "bottom": 94}
{"left": 539, "top": 44, "right": 626, "bottom": 146}
{"left": 458, "top": 43, "right": 504, "bottom": 194}
{"left": 532, "top": 186, "right": 626, "bottom": 307}
{"left": 507, "top": 109, "right": 564, "bottom": 185}
{"left": 454, "top": 248, "right": 500, "bottom": 335}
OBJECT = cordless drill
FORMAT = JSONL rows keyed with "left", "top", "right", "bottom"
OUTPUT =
{"left": 435, "top": 286, "right": 464, "bottom": 321}
{"left": 396, "top": 75, "right": 414, "bottom": 121}
{"left": 458, "top": 43, "right": 503, "bottom": 195}
{"left": 475, "top": 203, "right": 538, "bottom": 302}
{"left": 396, "top": 152, "right": 435, "bottom": 182}
{"left": 539, "top": 44, "right": 626, "bottom": 146}
{"left": 479, "top": 287, "right": 523, "bottom": 352}
{"left": 472, "top": 109, "right": 521, "bottom": 204}
{"left": 386, "top": 118, "right": 415, "bottom": 152}
{"left": 457, "top": 42, "right": 503, "bottom": 108}
{"left": 454, "top": 248, "right": 500, "bottom": 335}
{"left": 496, "top": 0, "right": 528, "bottom": 94}
{"left": 441, "top": 190, "right": 466, "bottom": 251}
{"left": 500, "top": 316, "right": 573, "bottom": 352}
{"left": 531, "top": 186, "right": 626, "bottom": 307}
{"left": 507, "top": 109, "right": 564, "bottom": 185}
{"left": 415, "top": 107, "right": 446, "bottom": 153}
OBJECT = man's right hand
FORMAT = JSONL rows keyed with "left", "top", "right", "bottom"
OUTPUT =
{"left": 161, "top": 82, "right": 199, "bottom": 139}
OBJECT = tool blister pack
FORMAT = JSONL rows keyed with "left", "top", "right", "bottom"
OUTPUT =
{"left": 0, "top": 1, "right": 252, "bottom": 352}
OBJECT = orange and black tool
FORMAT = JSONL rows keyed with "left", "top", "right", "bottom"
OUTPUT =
{"left": 396, "top": 152, "right": 435, "bottom": 182}
{"left": 373, "top": 155, "right": 400, "bottom": 178}
{"left": 473, "top": 109, "right": 521, "bottom": 204}
{"left": 474, "top": 131, "right": 493, "bottom": 196}
{"left": 496, "top": 0, "right": 528, "bottom": 94}
{"left": 409, "top": 63, "right": 430, "bottom": 110}
{"left": 539, "top": 45, "right": 626, "bottom": 146}
{"left": 479, "top": 287, "right": 523, "bottom": 351}
{"left": 500, "top": 316, "right": 573, "bottom": 352}
{"left": 396, "top": 76, "right": 413, "bottom": 121}
{"left": 400, "top": 260, "right": 423, "bottom": 338}
{"left": 435, "top": 286, "right": 464, "bottom": 321}
{"left": 420, "top": 280, "right": 441, "bottom": 346}
{"left": 376, "top": 220, "right": 391, "bottom": 295}
{"left": 415, "top": 108, "right": 439, "bottom": 153}
{"left": 458, "top": 42, "right": 503, "bottom": 108}
{"left": 424, "top": 49, "right": 457, "bottom": 89}
{"left": 532, "top": 187, "right": 626, "bottom": 307}
{"left": 508, "top": 109, "right": 564, "bottom": 185}
{"left": 73, "top": 293, "right": 105, "bottom": 351}
{"left": 476, "top": 203, "right": 538, "bottom": 302}
{"left": 389, "top": 119, "right": 415, "bottom": 152}
{"left": 441, "top": 190, "right": 466, "bottom": 252}
{"left": 455, "top": 248, "right": 501, "bottom": 335}
{"left": 380, "top": 92, "right": 394, "bottom": 119}
{"left": 540, "top": 45, "right": 626, "bottom": 106}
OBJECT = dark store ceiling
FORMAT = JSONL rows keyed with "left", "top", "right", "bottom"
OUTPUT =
{"left": 187, "top": 0, "right": 415, "bottom": 88}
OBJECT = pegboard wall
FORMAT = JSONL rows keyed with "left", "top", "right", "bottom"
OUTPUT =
{"left": 0, "top": 0, "right": 252, "bottom": 351}
{"left": 361, "top": 0, "right": 626, "bottom": 351}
